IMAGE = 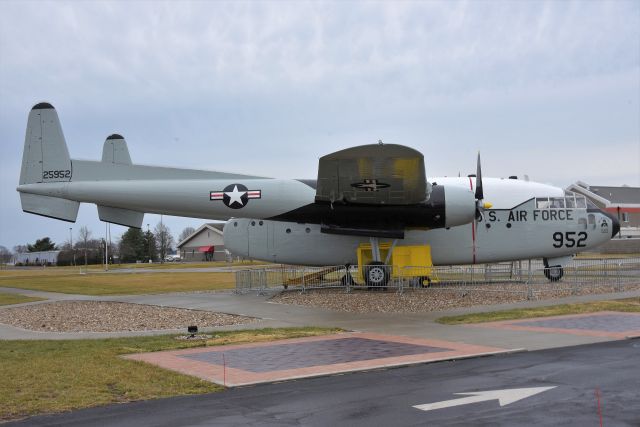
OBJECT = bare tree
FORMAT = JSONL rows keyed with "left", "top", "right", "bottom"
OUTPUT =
{"left": 178, "top": 226, "right": 196, "bottom": 243}
{"left": 0, "top": 246, "right": 12, "bottom": 264}
{"left": 154, "top": 222, "right": 174, "bottom": 263}
{"left": 13, "top": 245, "right": 27, "bottom": 254}
{"left": 78, "top": 226, "right": 92, "bottom": 266}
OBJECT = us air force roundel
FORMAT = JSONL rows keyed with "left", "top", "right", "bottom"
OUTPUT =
{"left": 210, "top": 184, "right": 261, "bottom": 209}
{"left": 350, "top": 179, "right": 390, "bottom": 192}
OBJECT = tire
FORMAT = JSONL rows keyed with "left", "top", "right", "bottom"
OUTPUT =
{"left": 364, "top": 262, "right": 390, "bottom": 289}
{"left": 544, "top": 265, "right": 563, "bottom": 282}
{"left": 419, "top": 276, "right": 431, "bottom": 288}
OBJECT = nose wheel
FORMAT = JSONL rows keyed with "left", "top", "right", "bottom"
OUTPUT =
{"left": 544, "top": 265, "right": 564, "bottom": 282}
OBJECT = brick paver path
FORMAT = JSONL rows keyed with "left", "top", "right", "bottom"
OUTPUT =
{"left": 181, "top": 337, "right": 448, "bottom": 372}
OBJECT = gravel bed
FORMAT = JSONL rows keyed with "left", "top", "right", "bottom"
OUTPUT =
{"left": 0, "top": 301, "right": 254, "bottom": 332}
{"left": 270, "top": 282, "right": 640, "bottom": 314}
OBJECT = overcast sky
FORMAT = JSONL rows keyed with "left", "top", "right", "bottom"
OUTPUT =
{"left": 1, "top": 0, "right": 638, "bottom": 251}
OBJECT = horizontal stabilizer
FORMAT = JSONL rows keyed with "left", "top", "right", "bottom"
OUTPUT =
{"left": 101, "top": 134, "right": 132, "bottom": 165}
{"left": 97, "top": 205, "right": 144, "bottom": 228}
{"left": 20, "top": 193, "right": 79, "bottom": 222}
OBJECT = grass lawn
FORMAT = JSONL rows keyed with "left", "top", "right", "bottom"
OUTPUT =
{"left": 437, "top": 297, "right": 640, "bottom": 325}
{"left": 0, "top": 272, "right": 235, "bottom": 295}
{"left": 0, "top": 260, "right": 270, "bottom": 277}
{"left": 0, "top": 292, "right": 45, "bottom": 306}
{"left": 0, "top": 327, "right": 341, "bottom": 421}
{"left": 106, "top": 260, "right": 270, "bottom": 270}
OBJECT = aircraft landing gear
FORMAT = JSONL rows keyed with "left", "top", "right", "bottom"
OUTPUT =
{"left": 419, "top": 276, "right": 431, "bottom": 288}
{"left": 364, "top": 261, "right": 390, "bottom": 289}
{"left": 341, "top": 264, "right": 354, "bottom": 287}
{"left": 544, "top": 265, "right": 564, "bottom": 282}
{"left": 364, "top": 237, "right": 391, "bottom": 290}
{"left": 543, "top": 256, "right": 570, "bottom": 282}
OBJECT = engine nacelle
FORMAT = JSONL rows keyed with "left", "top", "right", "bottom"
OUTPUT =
{"left": 441, "top": 185, "right": 476, "bottom": 228}
{"left": 268, "top": 184, "right": 476, "bottom": 235}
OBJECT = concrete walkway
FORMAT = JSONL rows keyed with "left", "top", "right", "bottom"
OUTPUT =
{"left": 2, "top": 286, "right": 640, "bottom": 350}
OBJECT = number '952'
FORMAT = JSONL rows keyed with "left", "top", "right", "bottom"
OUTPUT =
{"left": 553, "top": 231, "right": 587, "bottom": 248}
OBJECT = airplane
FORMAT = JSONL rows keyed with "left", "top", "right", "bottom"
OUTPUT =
{"left": 17, "top": 102, "right": 620, "bottom": 285}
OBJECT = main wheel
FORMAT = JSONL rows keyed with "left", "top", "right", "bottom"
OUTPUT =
{"left": 544, "top": 265, "right": 563, "bottom": 282}
{"left": 364, "top": 262, "right": 390, "bottom": 289}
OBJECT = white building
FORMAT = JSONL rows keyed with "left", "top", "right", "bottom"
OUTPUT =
{"left": 176, "top": 223, "right": 227, "bottom": 261}
{"left": 14, "top": 250, "right": 61, "bottom": 266}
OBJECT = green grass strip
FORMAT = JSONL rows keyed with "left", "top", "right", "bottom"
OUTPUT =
{"left": 437, "top": 298, "right": 640, "bottom": 325}
{"left": 0, "top": 327, "right": 341, "bottom": 421}
{"left": 0, "top": 292, "right": 45, "bottom": 306}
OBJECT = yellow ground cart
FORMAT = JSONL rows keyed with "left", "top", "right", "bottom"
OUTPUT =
{"left": 357, "top": 243, "right": 435, "bottom": 287}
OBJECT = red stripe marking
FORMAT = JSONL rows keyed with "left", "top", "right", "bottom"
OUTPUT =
{"left": 469, "top": 177, "right": 476, "bottom": 264}
{"left": 604, "top": 207, "right": 640, "bottom": 213}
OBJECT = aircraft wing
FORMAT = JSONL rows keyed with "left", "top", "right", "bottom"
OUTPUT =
{"left": 315, "top": 144, "right": 428, "bottom": 205}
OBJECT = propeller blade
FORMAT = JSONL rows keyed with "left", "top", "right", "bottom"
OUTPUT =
{"left": 475, "top": 152, "right": 484, "bottom": 201}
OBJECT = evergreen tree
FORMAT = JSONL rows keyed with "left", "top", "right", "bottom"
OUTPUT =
{"left": 119, "top": 228, "right": 147, "bottom": 263}
{"left": 27, "top": 237, "right": 56, "bottom": 252}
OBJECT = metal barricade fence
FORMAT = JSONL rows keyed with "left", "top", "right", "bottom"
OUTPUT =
{"left": 234, "top": 265, "right": 350, "bottom": 294}
{"left": 235, "top": 257, "right": 640, "bottom": 298}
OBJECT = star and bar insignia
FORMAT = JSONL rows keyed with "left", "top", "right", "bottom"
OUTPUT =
{"left": 210, "top": 184, "right": 261, "bottom": 209}
{"left": 350, "top": 179, "right": 390, "bottom": 192}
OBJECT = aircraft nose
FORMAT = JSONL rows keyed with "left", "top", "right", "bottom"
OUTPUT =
{"left": 602, "top": 211, "right": 620, "bottom": 238}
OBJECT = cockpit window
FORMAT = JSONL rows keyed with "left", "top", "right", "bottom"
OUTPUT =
{"left": 536, "top": 197, "right": 550, "bottom": 209}
{"left": 550, "top": 197, "right": 565, "bottom": 208}
{"left": 536, "top": 195, "right": 587, "bottom": 209}
{"left": 586, "top": 199, "right": 598, "bottom": 209}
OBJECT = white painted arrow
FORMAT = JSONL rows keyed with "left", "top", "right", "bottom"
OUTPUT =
{"left": 413, "top": 386, "right": 556, "bottom": 412}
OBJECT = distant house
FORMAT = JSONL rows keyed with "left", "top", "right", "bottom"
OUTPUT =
{"left": 176, "top": 223, "right": 227, "bottom": 261}
{"left": 14, "top": 250, "right": 61, "bottom": 266}
{"left": 567, "top": 181, "right": 640, "bottom": 238}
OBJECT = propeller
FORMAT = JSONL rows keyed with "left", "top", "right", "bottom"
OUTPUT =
{"left": 474, "top": 152, "right": 491, "bottom": 220}
{"left": 475, "top": 152, "right": 483, "bottom": 201}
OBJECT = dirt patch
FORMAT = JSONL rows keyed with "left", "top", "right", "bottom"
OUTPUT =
{"left": 0, "top": 301, "right": 255, "bottom": 332}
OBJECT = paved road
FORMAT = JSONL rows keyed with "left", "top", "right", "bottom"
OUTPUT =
{"left": 9, "top": 339, "right": 640, "bottom": 427}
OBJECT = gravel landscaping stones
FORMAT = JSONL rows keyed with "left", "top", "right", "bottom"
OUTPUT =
{"left": 270, "top": 283, "right": 640, "bottom": 314}
{"left": 0, "top": 301, "right": 254, "bottom": 332}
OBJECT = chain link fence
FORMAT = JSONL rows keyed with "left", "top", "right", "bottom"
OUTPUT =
{"left": 235, "top": 257, "right": 640, "bottom": 300}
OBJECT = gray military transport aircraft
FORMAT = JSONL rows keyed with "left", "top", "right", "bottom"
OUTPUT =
{"left": 17, "top": 103, "right": 619, "bottom": 285}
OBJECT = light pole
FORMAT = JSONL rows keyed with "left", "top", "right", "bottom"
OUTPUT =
{"left": 160, "top": 214, "right": 164, "bottom": 264}
{"left": 104, "top": 222, "right": 109, "bottom": 271}
{"left": 147, "top": 223, "right": 151, "bottom": 263}
{"left": 69, "top": 227, "right": 75, "bottom": 266}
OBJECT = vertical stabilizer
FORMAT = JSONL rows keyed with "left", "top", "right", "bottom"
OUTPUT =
{"left": 101, "top": 134, "right": 132, "bottom": 165}
{"left": 19, "top": 102, "right": 72, "bottom": 185}
{"left": 18, "top": 102, "right": 78, "bottom": 222}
